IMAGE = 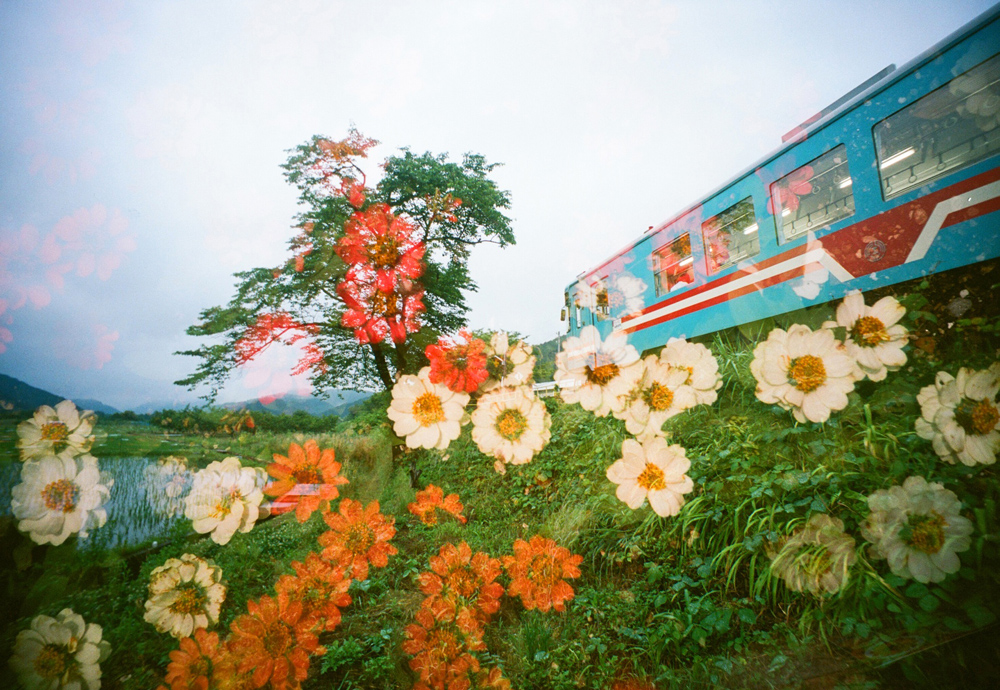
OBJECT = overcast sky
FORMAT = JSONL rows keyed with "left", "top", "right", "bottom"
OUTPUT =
{"left": 1, "top": 0, "right": 995, "bottom": 410}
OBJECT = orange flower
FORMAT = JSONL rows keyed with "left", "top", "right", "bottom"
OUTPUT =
{"left": 265, "top": 440, "right": 348, "bottom": 523}
{"left": 476, "top": 666, "right": 513, "bottom": 690}
{"left": 502, "top": 535, "right": 583, "bottom": 612}
{"left": 418, "top": 541, "right": 503, "bottom": 633}
{"left": 318, "top": 498, "right": 397, "bottom": 580}
{"left": 275, "top": 553, "right": 352, "bottom": 632}
{"left": 228, "top": 596, "right": 322, "bottom": 690}
{"left": 408, "top": 484, "right": 467, "bottom": 526}
{"left": 164, "top": 628, "right": 222, "bottom": 690}
{"left": 403, "top": 607, "right": 483, "bottom": 688}
{"left": 426, "top": 330, "right": 489, "bottom": 393}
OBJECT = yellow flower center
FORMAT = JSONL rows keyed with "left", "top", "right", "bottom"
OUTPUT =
{"left": 292, "top": 464, "right": 323, "bottom": 484}
{"left": 41, "top": 421, "right": 70, "bottom": 443}
{"left": 214, "top": 490, "right": 241, "bottom": 519}
{"left": 189, "top": 656, "right": 210, "bottom": 679}
{"left": 495, "top": 408, "right": 528, "bottom": 441}
{"left": 904, "top": 512, "right": 947, "bottom": 554}
{"left": 586, "top": 362, "right": 620, "bottom": 386}
{"left": 448, "top": 568, "right": 479, "bottom": 598}
{"left": 34, "top": 644, "right": 68, "bottom": 679}
{"left": 369, "top": 289, "right": 400, "bottom": 318}
{"left": 344, "top": 522, "right": 375, "bottom": 555}
{"left": 369, "top": 236, "right": 400, "bottom": 268}
{"left": 169, "top": 582, "right": 208, "bottom": 615}
{"left": 850, "top": 316, "right": 890, "bottom": 347}
{"left": 412, "top": 392, "right": 445, "bottom": 427}
{"left": 955, "top": 398, "right": 1000, "bottom": 436}
{"left": 42, "top": 479, "right": 79, "bottom": 513}
{"left": 528, "top": 555, "right": 560, "bottom": 588}
{"left": 636, "top": 463, "right": 667, "bottom": 491}
{"left": 427, "top": 628, "right": 458, "bottom": 654}
{"left": 643, "top": 382, "right": 674, "bottom": 411}
{"left": 788, "top": 355, "right": 827, "bottom": 392}
{"left": 262, "top": 622, "right": 291, "bottom": 657}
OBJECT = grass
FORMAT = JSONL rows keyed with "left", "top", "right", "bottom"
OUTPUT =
{"left": 1, "top": 287, "right": 999, "bottom": 689}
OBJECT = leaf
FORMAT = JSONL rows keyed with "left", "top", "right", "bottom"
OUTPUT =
{"left": 966, "top": 606, "right": 996, "bottom": 628}
{"left": 737, "top": 609, "right": 756, "bottom": 625}
{"left": 918, "top": 595, "right": 939, "bottom": 612}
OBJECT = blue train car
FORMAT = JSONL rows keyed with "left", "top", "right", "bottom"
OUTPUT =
{"left": 563, "top": 6, "right": 1000, "bottom": 354}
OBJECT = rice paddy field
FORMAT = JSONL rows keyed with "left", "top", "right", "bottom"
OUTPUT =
{"left": 1, "top": 274, "right": 998, "bottom": 690}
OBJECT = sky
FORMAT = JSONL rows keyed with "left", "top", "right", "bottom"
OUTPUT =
{"left": 0, "top": 0, "right": 996, "bottom": 411}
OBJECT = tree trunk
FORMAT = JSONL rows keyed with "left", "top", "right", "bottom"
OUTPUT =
{"left": 370, "top": 342, "right": 394, "bottom": 390}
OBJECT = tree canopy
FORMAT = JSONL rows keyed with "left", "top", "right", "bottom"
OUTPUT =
{"left": 176, "top": 130, "right": 514, "bottom": 398}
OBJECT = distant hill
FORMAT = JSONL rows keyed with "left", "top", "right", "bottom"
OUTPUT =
{"left": 0, "top": 374, "right": 118, "bottom": 414}
{"left": 532, "top": 336, "right": 563, "bottom": 382}
{"left": 219, "top": 391, "right": 371, "bottom": 417}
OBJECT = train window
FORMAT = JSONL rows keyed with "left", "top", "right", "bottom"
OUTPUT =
{"left": 653, "top": 234, "right": 695, "bottom": 297}
{"left": 701, "top": 197, "right": 760, "bottom": 273}
{"left": 770, "top": 144, "right": 855, "bottom": 242}
{"left": 874, "top": 53, "right": 1000, "bottom": 200}
{"left": 595, "top": 278, "right": 611, "bottom": 320}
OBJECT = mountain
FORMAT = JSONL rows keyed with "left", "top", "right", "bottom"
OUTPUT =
{"left": 0, "top": 374, "right": 118, "bottom": 414}
{"left": 219, "top": 391, "right": 371, "bottom": 417}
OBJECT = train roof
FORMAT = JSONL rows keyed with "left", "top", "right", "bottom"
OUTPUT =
{"left": 571, "top": 2, "right": 1000, "bottom": 285}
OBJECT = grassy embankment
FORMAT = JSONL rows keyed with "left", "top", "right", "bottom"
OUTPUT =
{"left": 1, "top": 285, "right": 999, "bottom": 689}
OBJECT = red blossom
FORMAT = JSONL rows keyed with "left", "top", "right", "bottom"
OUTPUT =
{"left": 767, "top": 166, "right": 814, "bottom": 215}
{"left": 335, "top": 204, "right": 425, "bottom": 289}
{"left": 337, "top": 273, "right": 424, "bottom": 345}
{"left": 425, "top": 329, "right": 489, "bottom": 393}
{"left": 234, "top": 312, "right": 326, "bottom": 376}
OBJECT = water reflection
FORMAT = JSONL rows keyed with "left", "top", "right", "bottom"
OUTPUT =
{"left": 0, "top": 457, "right": 189, "bottom": 552}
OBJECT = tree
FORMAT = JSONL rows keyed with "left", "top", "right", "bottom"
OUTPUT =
{"left": 176, "top": 130, "right": 514, "bottom": 398}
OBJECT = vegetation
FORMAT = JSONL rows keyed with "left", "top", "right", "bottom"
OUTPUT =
{"left": 176, "top": 130, "right": 515, "bottom": 397}
{"left": 2, "top": 287, "right": 997, "bottom": 688}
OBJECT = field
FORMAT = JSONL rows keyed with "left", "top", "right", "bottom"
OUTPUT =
{"left": 1, "top": 285, "right": 999, "bottom": 690}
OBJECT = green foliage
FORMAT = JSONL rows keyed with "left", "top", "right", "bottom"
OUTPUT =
{"left": 176, "top": 135, "right": 514, "bottom": 399}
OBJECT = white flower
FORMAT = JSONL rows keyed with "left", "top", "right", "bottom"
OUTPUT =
{"left": 144, "top": 553, "right": 226, "bottom": 638}
{"left": 770, "top": 514, "right": 856, "bottom": 596}
{"left": 575, "top": 281, "right": 601, "bottom": 311}
{"left": 387, "top": 367, "right": 469, "bottom": 450}
{"left": 17, "top": 400, "right": 95, "bottom": 461}
{"left": 555, "top": 325, "right": 643, "bottom": 417}
{"left": 833, "top": 291, "right": 908, "bottom": 382}
{"left": 610, "top": 274, "right": 647, "bottom": 316}
{"left": 606, "top": 437, "right": 693, "bottom": 517}
{"left": 471, "top": 385, "right": 551, "bottom": 466}
{"left": 658, "top": 338, "right": 723, "bottom": 406}
{"left": 184, "top": 457, "right": 265, "bottom": 545}
{"left": 11, "top": 455, "right": 110, "bottom": 546}
{"left": 143, "top": 456, "right": 192, "bottom": 517}
{"left": 614, "top": 354, "right": 696, "bottom": 441}
{"left": 9, "top": 608, "right": 111, "bottom": 690}
{"left": 750, "top": 325, "right": 857, "bottom": 423}
{"left": 861, "top": 476, "right": 973, "bottom": 583}
{"left": 480, "top": 331, "right": 535, "bottom": 393}
{"left": 915, "top": 364, "right": 1000, "bottom": 466}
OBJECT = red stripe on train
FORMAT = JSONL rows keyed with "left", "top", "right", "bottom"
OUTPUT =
{"left": 623, "top": 263, "right": 825, "bottom": 334}
{"left": 621, "top": 165, "right": 1000, "bottom": 327}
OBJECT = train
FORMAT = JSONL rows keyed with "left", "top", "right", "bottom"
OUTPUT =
{"left": 562, "top": 5, "right": 1000, "bottom": 355}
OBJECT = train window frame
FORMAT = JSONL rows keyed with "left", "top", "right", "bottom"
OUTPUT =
{"left": 770, "top": 144, "right": 856, "bottom": 243}
{"left": 652, "top": 233, "right": 695, "bottom": 297}
{"left": 873, "top": 52, "right": 1000, "bottom": 201}
{"left": 701, "top": 197, "right": 760, "bottom": 274}
{"left": 595, "top": 276, "right": 611, "bottom": 320}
